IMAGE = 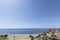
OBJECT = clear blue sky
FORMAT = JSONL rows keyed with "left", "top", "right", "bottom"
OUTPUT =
{"left": 0, "top": 0, "right": 60, "bottom": 28}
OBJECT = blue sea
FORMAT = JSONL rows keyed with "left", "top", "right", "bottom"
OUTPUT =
{"left": 0, "top": 28, "right": 59, "bottom": 34}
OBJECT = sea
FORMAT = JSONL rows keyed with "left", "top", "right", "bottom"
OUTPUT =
{"left": 0, "top": 28, "right": 59, "bottom": 34}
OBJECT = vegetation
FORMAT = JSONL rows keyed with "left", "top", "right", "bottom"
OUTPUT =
{"left": 42, "top": 33, "right": 48, "bottom": 40}
{"left": 0, "top": 35, "right": 3, "bottom": 37}
{"left": 49, "top": 36, "right": 57, "bottom": 40}
{"left": 0, "top": 34, "right": 8, "bottom": 40}
{"left": 49, "top": 33, "right": 57, "bottom": 40}
{"left": 4, "top": 34, "right": 8, "bottom": 38}
{"left": 36, "top": 34, "right": 41, "bottom": 40}
{"left": 0, "top": 29, "right": 60, "bottom": 40}
{"left": 29, "top": 35, "right": 35, "bottom": 40}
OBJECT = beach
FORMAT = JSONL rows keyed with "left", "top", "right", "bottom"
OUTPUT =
{"left": 0, "top": 29, "right": 60, "bottom": 40}
{"left": 7, "top": 34, "right": 38, "bottom": 40}
{"left": 7, "top": 29, "right": 60, "bottom": 40}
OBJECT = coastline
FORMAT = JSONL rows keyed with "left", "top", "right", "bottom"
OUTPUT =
{"left": 8, "top": 34, "right": 39, "bottom": 40}
{"left": 0, "top": 29, "right": 60, "bottom": 40}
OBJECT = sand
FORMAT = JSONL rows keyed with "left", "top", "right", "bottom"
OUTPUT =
{"left": 7, "top": 34, "right": 38, "bottom": 40}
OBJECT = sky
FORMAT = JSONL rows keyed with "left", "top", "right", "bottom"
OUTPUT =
{"left": 0, "top": 0, "right": 60, "bottom": 28}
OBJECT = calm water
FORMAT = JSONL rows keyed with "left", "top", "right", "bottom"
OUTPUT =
{"left": 0, "top": 28, "right": 59, "bottom": 34}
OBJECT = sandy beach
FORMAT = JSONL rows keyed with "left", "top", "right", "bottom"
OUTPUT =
{"left": 7, "top": 34, "right": 38, "bottom": 40}
{"left": 0, "top": 29, "right": 60, "bottom": 40}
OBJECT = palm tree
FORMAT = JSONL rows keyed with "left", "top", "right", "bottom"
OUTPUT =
{"left": 29, "top": 35, "right": 35, "bottom": 40}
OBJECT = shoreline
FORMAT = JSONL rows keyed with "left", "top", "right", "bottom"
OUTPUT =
{"left": 0, "top": 29, "right": 60, "bottom": 40}
{"left": 8, "top": 34, "right": 39, "bottom": 40}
